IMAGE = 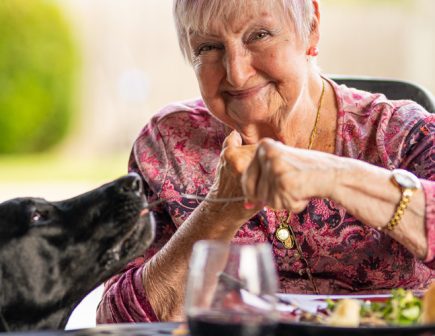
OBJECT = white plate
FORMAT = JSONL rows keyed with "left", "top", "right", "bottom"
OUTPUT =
{"left": 276, "top": 293, "right": 392, "bottom": 314}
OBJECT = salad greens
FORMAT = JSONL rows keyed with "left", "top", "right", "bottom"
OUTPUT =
{"left": 326, "top": 289, "right": 422, "bottom": 326}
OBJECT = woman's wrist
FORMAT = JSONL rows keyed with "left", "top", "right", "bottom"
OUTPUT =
{"left": 199, "top": 198, "right": 255, "bottom": 235}
{"left": 328, "top": 157, "right": 395, "bottom": 227}
{"left": 206, "top": 188, "right": 259, "bottom": 223}
{"left": 387, "top": 187, "right": 427, "bottom": 259}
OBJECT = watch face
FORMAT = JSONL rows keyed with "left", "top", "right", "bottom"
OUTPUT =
{"left": 392, "top": 169, "right": 421, "bottom": 189}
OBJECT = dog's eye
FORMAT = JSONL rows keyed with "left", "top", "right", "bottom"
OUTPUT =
{"left": 32, "top": 212, "right": 42, "bottom": 222}
{"left": 30, "top": 210, "right": 48, "bottom": 225}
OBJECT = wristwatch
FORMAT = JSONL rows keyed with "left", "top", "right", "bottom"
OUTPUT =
{"left": 386, "top": 169, "right": 421, "bottom": 231}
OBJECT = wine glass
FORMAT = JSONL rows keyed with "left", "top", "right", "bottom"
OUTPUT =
{"left": 185, "top": 240, "right": 279, "bottom": 336}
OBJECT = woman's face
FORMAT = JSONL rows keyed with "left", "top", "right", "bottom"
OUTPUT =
{"left": 188, "top": 2, "right": 316, "bottom": 141}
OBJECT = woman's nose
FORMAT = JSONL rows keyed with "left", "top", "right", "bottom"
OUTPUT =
{"left": 224, "top": 47, "right": 256, "bottom": 88}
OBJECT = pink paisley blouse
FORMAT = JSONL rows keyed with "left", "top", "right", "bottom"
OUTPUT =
{"left": 97, "top": 78, "right": 435, "bottom": 324}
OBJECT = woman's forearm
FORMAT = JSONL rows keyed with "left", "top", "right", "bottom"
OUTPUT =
{"left": 142, "top": 200, "right": 249, "bottom": 321}
{"left": 331, "top": 158, "right": 427, "bottom": 258}
{"left": 242, "top": 141, "right": 429, "bottom": 260}
{"left": 142, "top": 130, "right": 260, "bottom": 320}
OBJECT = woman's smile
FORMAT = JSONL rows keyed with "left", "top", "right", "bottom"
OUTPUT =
{"left": 224, "top": 82, "right": 270, "bottom": 100}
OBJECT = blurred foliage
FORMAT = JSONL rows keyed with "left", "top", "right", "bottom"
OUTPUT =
{"left": 0, "top": 0, "right": 79, "bottom": 154}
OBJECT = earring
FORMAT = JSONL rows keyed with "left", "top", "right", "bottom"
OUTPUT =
{"left": 307, "top": 47, "right": 319, "bottom": 57}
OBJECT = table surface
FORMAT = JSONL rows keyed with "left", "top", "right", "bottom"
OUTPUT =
{"left": 2, "top": 321, "right": 435, "bottom": 336}
{"left": 1, "top": 323, "right": 185, "bottom": 336}
{"left": 2, "top": 295, "right": 435, "bottom": 336}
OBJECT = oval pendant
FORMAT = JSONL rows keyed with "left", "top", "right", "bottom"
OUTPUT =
{"left": 276, "top": 227, "right": 290, "bottom": 241}
{"left": 275, "top": 227, "right": 294, "bottom": 249}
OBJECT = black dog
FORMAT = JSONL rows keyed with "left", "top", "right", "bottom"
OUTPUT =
{"left": 0, "top": 173, "right": 154, "bottom": 331}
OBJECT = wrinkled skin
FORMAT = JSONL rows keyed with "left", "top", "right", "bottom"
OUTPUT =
{"left": 241, "top": 138, "right": 339, "bottom": 212}
{"left": 0, "top": 173, "right": 154, "bottom": 331}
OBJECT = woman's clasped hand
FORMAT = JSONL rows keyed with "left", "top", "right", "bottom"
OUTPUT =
{"left": 241, "top": 137, "right": 340, "bottom": 212}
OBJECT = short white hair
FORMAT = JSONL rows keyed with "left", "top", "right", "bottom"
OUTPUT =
{"left": 173, "top": 0, "right": 315, "bottom": 62}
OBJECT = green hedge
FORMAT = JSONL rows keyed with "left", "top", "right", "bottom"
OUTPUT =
{"left": 0, "top": 0, "right": 78, "bottom": 154}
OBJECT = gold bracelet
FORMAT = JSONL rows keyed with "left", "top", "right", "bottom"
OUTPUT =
{"left": 385, "top": 169, "right": 421, "bottom": 231}
{"left": 386, "top": 189, "right": 413, "bottom": 231}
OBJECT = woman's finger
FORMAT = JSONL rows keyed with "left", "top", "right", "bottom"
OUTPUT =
{"left": 222, "top": 130, "right": 242, "bottom": 149}
{"left": 291, "top": 199, "right": 310, "bottom": 213}
{"left": 256, "top": 146, "right": 271, "bottom": 205}
{"left": 241, "top": 147, "right": 261, "bottom": 201}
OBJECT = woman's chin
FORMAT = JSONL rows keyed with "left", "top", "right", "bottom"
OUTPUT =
{"left": 227, "top": 102, "right": 274, "bottom": 123}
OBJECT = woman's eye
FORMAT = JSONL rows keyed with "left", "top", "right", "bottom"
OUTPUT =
{"left": 197, "top": 44, "right": 215, "bottom": 55}
{"left": 195, "top": 42, "right": 224, "bottom": 56}
{"left": 199, "top": 45, "right": 214, "bottom": 54}
{"left": 251, "top": 31, "right": 270, "bottom": 41}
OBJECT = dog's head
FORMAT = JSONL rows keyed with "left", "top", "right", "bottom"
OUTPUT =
{"left": 0, "top": 173, "right": 154, "bottom": 330}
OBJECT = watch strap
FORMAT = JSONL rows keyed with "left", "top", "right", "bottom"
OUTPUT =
{"left": 386, "top": 188, "right": 414, "bottom": 231}
{"left": 386, "top": 169, "right": 421, "bottom": 231}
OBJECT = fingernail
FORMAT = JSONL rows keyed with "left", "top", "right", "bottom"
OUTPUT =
{"left": 243, "top": 201, "right": 255, "bottom": 210}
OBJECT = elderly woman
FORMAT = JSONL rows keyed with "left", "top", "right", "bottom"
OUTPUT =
{"left": 97, "top": 0, "right": 435, "bottom": 323}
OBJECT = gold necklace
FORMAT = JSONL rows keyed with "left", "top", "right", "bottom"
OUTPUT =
{"left": 273, "top": 78, "right": 325, "bottom": 294}
{"left": 275, "top": 78, "right": 326, "bottom": 249}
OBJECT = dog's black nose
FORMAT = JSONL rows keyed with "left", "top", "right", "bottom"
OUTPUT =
{"left": 119, "top": 173, "right": 143, "bottom": 196}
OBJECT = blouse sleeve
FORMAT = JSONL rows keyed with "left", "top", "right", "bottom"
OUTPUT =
{"left": 394, "top": 111, "right": 435, "bottom": 266}
{"left": 422, "top": 180, "right": 435, "bottom": 266}
{"left": 96, "top": 118, "right": 176, "bottom": 323}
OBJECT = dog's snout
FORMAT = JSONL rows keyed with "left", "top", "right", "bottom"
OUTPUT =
{"left": 119, "top": 173, "right": 143, "bottom": 196}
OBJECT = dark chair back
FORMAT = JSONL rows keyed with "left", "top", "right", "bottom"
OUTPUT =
{"left": 330, "top": 75, "right": 435, "bottom": 113}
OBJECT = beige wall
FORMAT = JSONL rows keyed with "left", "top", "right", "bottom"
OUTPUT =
{"left": 320, "top": 0, "right": 435, "bottom": 90}
{"left": 60, "top": 0, "right": 435, "bottom": 157}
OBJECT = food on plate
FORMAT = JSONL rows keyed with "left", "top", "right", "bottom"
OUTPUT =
{"left": 284, "top": 283, "right": 435, "bottom": 327}
{"left": 326, "top": 288, "right": 421, "bottom": 326}
{"left": 326, "top": 298, "right": 360, "bottom": 327}
{"left": 326, "top": 285, "right": 435, "bottom": 327}
{"left": 172, "top": 323, "right": 189, "bottom": 336}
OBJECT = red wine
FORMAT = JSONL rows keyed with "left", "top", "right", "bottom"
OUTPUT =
{"left": 188, "top": 314, "right": 276, "bottom": 336}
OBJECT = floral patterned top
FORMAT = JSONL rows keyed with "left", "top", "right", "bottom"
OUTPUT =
{"left": 97, "top": 78, "right": 435, "bottom": 324}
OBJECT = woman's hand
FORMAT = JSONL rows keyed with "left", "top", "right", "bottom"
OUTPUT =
{"left": 241, "top": 138, "right": 341, "bottom": 212}
{"left": 208, "top": 130, "right": 261, "bottom": 220}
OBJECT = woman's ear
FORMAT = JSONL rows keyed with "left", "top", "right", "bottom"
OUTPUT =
{"left": 313, "top": 0, "right": 320, "bottom": 23}
{"left": 307, "top": 0, "right": 320, "bottom": 54}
